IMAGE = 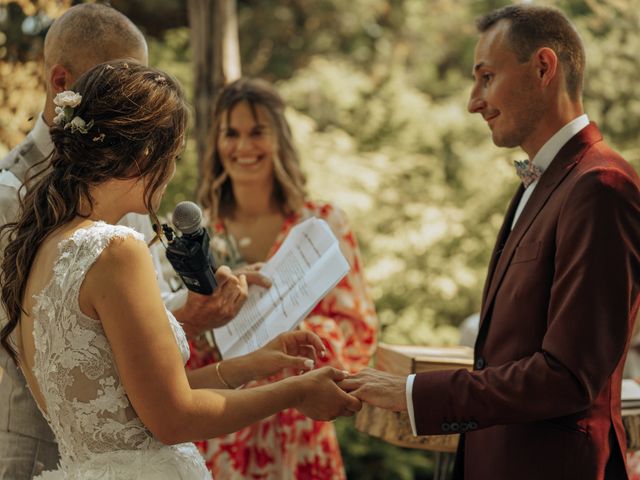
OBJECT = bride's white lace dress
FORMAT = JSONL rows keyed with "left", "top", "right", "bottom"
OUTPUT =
{"left": 29, "top": 222, "right": 210, "bottom": 479}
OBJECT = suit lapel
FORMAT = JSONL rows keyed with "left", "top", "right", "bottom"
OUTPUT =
{"left": 480, "top": 185, "right": 524, "bottom": 308}
{"left": 479, "top": 123, "right": 603, "bottom": 326}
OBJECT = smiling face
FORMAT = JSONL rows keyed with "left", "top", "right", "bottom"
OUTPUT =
{"left": 468, "top": 20, "right": 546, "bottom": 152}
{"left": 217, "top": 101, "right": 277, "bottom": 188}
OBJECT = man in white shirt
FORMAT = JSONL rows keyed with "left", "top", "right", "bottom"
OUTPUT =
{"left": 341, "top": 5, "right": 640, "bottom": 480}
{"left": 0, "top": 5, "right": 266, "bottom": 479}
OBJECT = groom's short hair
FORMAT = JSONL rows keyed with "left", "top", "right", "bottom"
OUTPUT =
{"left": 476, "top": 4, "right": 585, "bottom": 101}
{"left": 44, "top": 4, "right": 148, "bottom": 77}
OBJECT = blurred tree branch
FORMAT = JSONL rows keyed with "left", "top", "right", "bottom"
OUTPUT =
{"left": 188, "top": 0, "right": 240, "bottom": 179}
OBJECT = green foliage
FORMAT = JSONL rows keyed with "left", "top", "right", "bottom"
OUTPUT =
{"left": 574, "top": 0, "right": 640, "bottom": 162}
{"left": 147, "top": 28, "right": 201, "bottom": 213}
{"left": 335, "top": 417, "right": 434, "bottom": 480}
{"left": 274, "top": 1, "right": 516, "bottom": 346}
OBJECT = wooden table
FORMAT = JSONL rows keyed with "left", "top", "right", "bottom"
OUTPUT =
{"left": 355, "top": 404, "right": 459, "bottom": 453}
{"left": 354, "top": 344, "right": 472, "bottom": 479}
{"left": 355, "top": 344, "right": 640, "bottom": 479}
{"left": 357, "top": 403, "right": 640, "bottom": 453}
{"left": 624, "top": 407, "right": 640, "bottom": 451}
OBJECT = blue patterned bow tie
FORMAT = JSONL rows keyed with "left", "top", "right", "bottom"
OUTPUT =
{"left": 514, "top": 159, "right": 544, "bottom": 188}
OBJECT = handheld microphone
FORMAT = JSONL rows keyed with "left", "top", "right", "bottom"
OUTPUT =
{"left": 163, "top": 201, "right": 218, "bottom": 295}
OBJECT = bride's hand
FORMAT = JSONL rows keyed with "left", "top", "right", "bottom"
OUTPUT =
{"left": 248, "top": 330, "right": 326, "bottom": 381}
{"left": 291, "top": 367, "right": 362, "bottom": 420}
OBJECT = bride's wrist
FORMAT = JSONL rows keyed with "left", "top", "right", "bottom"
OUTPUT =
{"left": 215, "top": 361, "right": 235, "bottom": 389}
{"left": 216, "top": 357, "right": 252, "bottom": 388}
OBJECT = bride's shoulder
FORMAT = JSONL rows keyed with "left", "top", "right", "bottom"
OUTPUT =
{"left": 50, "top": 220, "right": 145, "bottom": 252}
{"left": 87, "top": 224, "right": 149, "bottom": 266}
{"left": 72, "top": 221, "right": 145, "bottom": 245}
{"left": 66, "top": 221, "right": 151, "bottom": 280}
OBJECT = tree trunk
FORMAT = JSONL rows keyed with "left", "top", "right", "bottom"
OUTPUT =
{"left": 187, "top": 0, "right": 241, "bottom": 180}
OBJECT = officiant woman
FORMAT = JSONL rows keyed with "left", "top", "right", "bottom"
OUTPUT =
{"left": 189, "top": 77, "right": 379, "bottom": 479}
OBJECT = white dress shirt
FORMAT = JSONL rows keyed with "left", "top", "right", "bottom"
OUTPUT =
{"left": 405, "top": 114, "right": 590, "bottom": 435}
{"left": 30, "top": 113, "right": 55, "bottom": 157}
{"left": 510, "top": 114, "right": 590, "bottom": 229}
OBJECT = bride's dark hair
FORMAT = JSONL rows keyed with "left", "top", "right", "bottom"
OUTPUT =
{"left": 0, "top": 60, "right": 188, "bottom": 363}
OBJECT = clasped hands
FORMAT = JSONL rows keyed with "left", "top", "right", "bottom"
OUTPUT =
{"left": 176, "top": 263, "right": 407, "bottom": 420}
{"left": 216, "top": 329, "right": 361, "bottom": 421}
{"left": 234, "top": 331, "right": 408, "bottom": 421}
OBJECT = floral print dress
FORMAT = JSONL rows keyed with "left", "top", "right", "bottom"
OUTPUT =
{"left": 187, "top": 201, "right": 378, "bottom": 480}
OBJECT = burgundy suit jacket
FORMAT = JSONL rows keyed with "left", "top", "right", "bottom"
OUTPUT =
{"left": 412, "top": 124, "right": 640, "bottom": 480}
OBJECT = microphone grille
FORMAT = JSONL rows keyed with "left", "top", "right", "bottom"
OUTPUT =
{"left": 172, "top": 201, "right": 203, "bottom": 235}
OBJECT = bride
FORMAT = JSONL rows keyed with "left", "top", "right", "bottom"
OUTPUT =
{"left": 0, "top": 60, "right": 360, "bottom": 479}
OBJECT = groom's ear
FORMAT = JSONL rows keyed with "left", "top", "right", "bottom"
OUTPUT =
{"left": 49, "top": 64, "right": 74, "bottom": 93}
{"left": 531, "top": 47, "right": 558, "bottom": 88}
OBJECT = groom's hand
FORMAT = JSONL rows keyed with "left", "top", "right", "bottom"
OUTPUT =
{"left": 338, "top": 367, "right": 408, "bottom": 412}
{"left": 174, "top": 264, "right": 271, "bottom": 338}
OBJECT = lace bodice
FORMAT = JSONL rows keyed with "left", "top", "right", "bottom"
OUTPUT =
{"left": 29, "top": 223, "right": 207, "bottom": 478}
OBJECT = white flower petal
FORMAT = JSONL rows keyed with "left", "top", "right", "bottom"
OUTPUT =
{"left": 53, "top": 91, "right": 82, "bottom": 108}
{"left": 53, "top": 112, "right": 66, "bottom": 125}
{"left": 70, "top": 116, "right": 86, "bottom": 129}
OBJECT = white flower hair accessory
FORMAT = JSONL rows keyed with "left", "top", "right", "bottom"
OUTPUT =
{"left": 54, "top": 91, "right": 82, "bottom": 108}
{"left": 52, "top": 90, "right": 94, "bottom": 134}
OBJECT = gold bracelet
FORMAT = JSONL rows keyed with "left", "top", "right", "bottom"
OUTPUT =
{"left": 215, "top": 361, "right": 234, "bottom": 389}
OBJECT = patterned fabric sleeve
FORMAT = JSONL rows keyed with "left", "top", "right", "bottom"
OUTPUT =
{"left": 300, "top": 202, "right": 378, "bottom": 372}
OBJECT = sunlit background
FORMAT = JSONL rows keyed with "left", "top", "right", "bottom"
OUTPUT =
{"left": 2, "top": 0, "right": 639, "bottom": 477}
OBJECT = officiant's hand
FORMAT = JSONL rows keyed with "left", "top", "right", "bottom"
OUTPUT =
{"left": 337, "top": 367, "right": 408, "bottom": 412}
{"left": 174, "top": 264, "right": 271, "bottom": 338}
{"left": 233, "top": 262, "right": 271, "bottom": 289}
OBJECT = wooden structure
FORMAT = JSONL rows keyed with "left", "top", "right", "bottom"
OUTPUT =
{"left": 355, "top": 343, "right": 473, "bottom": 452}
{"left": 356, "top": 344, "right": 640, "bottom": 454}
{"left": 624, "top": 408, "right": 640, "bottom": 450}
{"left": 187, "top": 0, "right": 241, "bottom": 173}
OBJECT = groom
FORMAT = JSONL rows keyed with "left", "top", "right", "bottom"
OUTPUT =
{"left": 342, "top": 5, "right": 640, "bottom": 479}
{"left": 0, "top": 5, "right": 267, "bottom": 479}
